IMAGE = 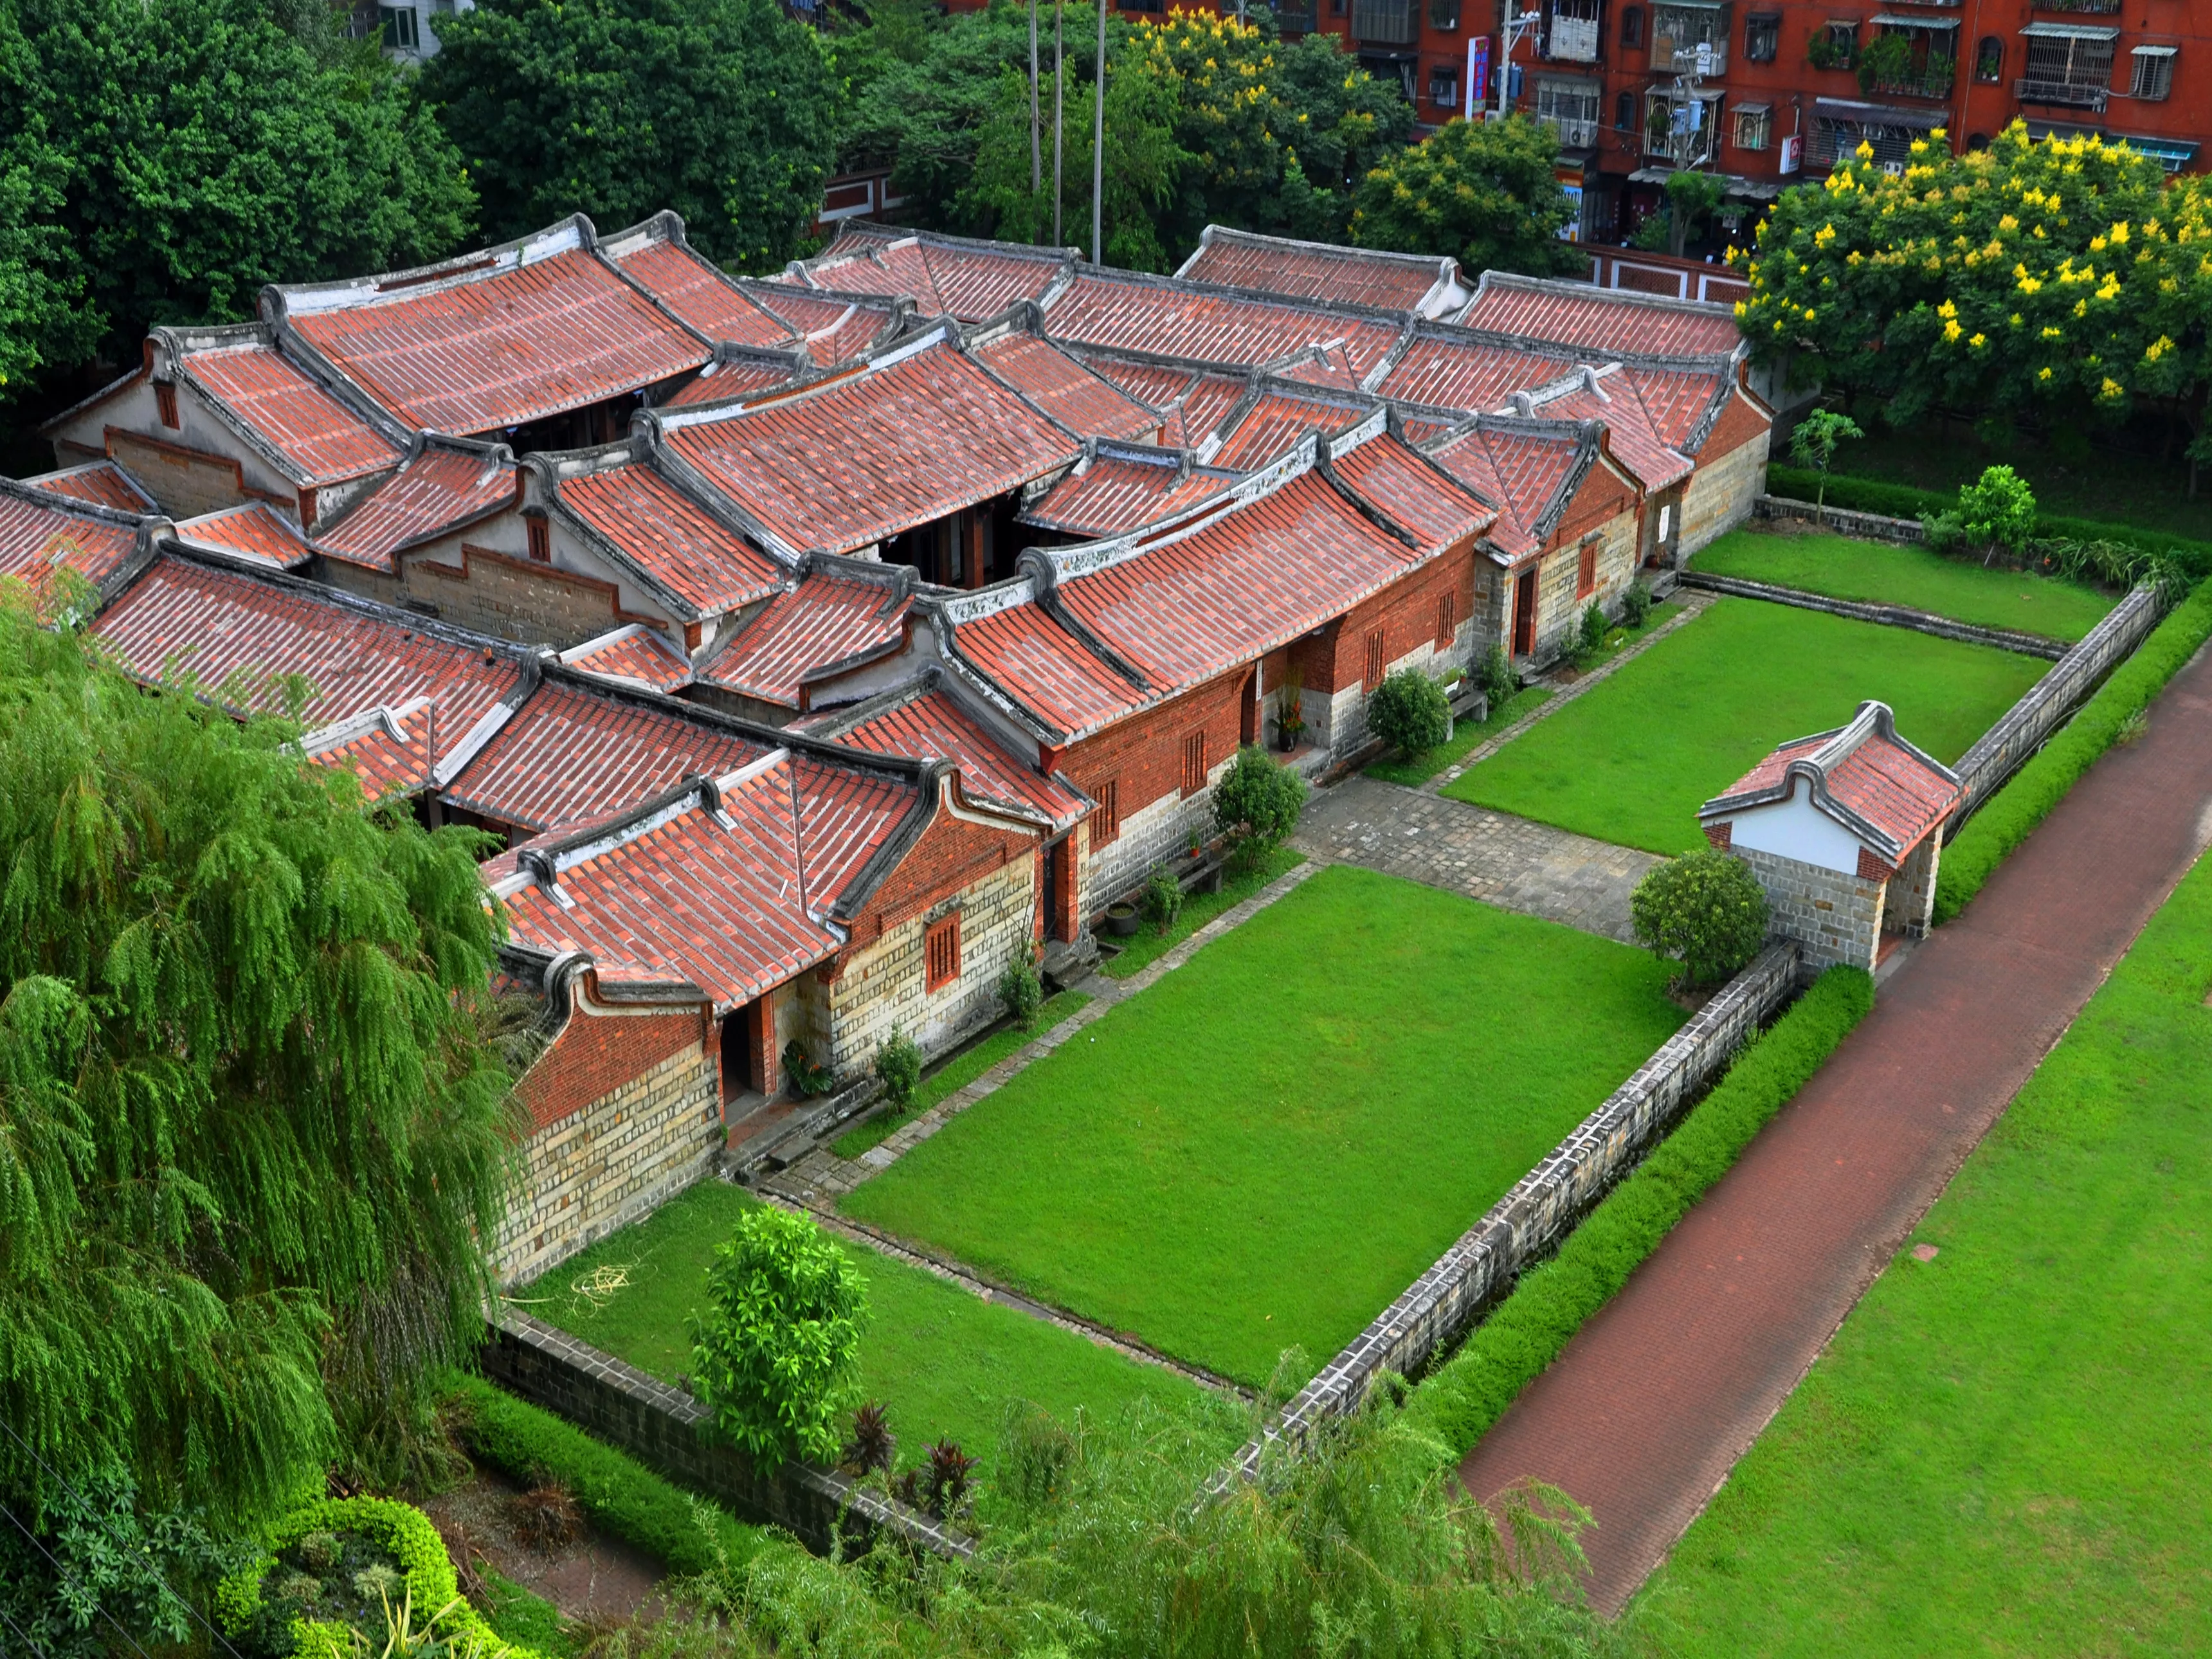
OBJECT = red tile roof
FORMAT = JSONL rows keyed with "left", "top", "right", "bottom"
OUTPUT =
{"left": 791, "top": 752, "right": 916, "bottom": 904}
{"left": 828, "top": 680, "right": 1087, "bottom": 831}
{"left": 1043, "top": 272, "right": 1404, "bottom": 377}
{"left": 1702, "top": 701, "right": 1961, "bottom": 861}
{"left": 1534, "top": 374, "right": 1693, "bottom": 491}
{"left": 93, "top": 556, "right": 525, "bottom": 745}
{"left": 1206, "top": 390, "right": 1370, "bottom": 469}
{"left": 1273, "top": 342, "right": 1364, "bottom": 390}
{"left": 445, "top": 676, "right": 768, "bottom": 835}
{"left": 172, "top": 502, "right": 314, "bottom": 568}
{"left": 182, "top": 343, "right": 402, "bottom": 484}
{"left": 1074, "top": 356, "right": 1207, "bottom": 408}
{"left": 1330, "top": 435, "right": 1494, "bottom": 551}
{"left": 1175, "top": 228, "right": 1456, "bottom": 314}
{"left": 1372, "top": 331, "right": 1579, "bottom": 413}
{"left": 300, "top": 697, "right": 436, "bottom": 801}
{"left": 1424, "top": 422, "right": 1588, "bottom": 560}
{"left": 0, "top": 483, "right": 143, "bottom": 590}
{"left": 559, "top": 624, "right": 694, "bottom": 693}
{"left": 662, "top": 358, "right": 808, "bottom": 408}
{"left": 971, "top": 334, "right": 1159, "bottom": 440}
{"left": 21, "top": 460, "right": 157, "bottom": 512}
{"left": 280, "top": 244, "right": 709, "bottom": 435}
{"left": 1019, "top": 450, "right": 1233, "bottom": 537}
{"left": 734, "top": 284, "right": 900, "bottom": 365}
{"left": 1619, "top": 361, "right": 1736, "bottom": 453}
{"left": 662, "top": 340, "right": 1078, "bottom": 557}
{"left": 951, "top": 597, "right": 1143, "bottom": 738}
{"left": 610, "top": 236, "right": 793, "bottom": 347}
{"left": 698, "top": 572, "right": 910, "bottom": 708}
{"left": 313, "top": 443, "right": 516, "bottom": 574}
{"left": 556, "top": 461, "right": 781, "bottom": 616}
{"left": 1458, "top": 273, "right": 1743, "bottom": 358}
{"left": 800, "top": 224, "right": 1068, "bottom": 321}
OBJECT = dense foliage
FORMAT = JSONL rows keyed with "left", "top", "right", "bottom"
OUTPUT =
{"left": 0, "top": 0, "right": 473, "bottom": 401}
{"left": 1366, "top": 667, "right": 1453, "bottom": 759}
{"left": 0, "top": 591, "right": 520, "bottom": 1531}
{"left": 874, "top": 1022, "right": 923, "bottom": 1107}
{"left": 1631, "top": 846, "right": 1771, "bottom": 986}
{"left": 422, "top": 0, "right": 841, "bottom": 271}
{"left": 1210, "top": 743, "right": 1307, "bottom": 866}
{"left": 1350, "top": 114, "right": 1582, "bottom": 281}
{"left": 1738, "top": 123, "right": 2212, "bottom": 450}
{"left": 689, "top": 1208, "right": 868, "bottom": 1465}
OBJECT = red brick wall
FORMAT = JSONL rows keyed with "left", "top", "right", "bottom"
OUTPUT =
{"left": 1065, "top": 666, "right": 1251, "bottom": 830}
{"left": 1316, "top": 545, "right": 1476, "bottom": 689}
{"left": 861, "top": 791, "right": 1039, "bottom": 940}
{"left": 518, "top": 990, "right": 707, "bottom": 1132}
{"left": 1549, "top": 460, "right": 1641, "bottom": 554}
{"left": 1700, "top": 386, "right": 1772, "bottom": 465}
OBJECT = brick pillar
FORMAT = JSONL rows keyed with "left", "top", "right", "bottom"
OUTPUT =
{"left": 748, "top": 986, "right": 782, "bottom": 1096}
{"left": 1050, "top": 835, "right": 1080, "bottom": 941}
{"left": 1889, "top": 831, "right": 1943, "bottom": 937}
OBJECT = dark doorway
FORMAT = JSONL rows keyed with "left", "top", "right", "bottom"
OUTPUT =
{"left": 1512, "top": 568, "right": 1538, "bottom": 657}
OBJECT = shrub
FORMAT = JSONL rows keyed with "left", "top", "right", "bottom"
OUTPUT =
{"left": 1410, "top": 966, "right": 1874, "bottom": 1456}
{"left": 1476, "top": 643, "right": 1518, "bottom": 709}
{"left": 781, "top": 1040, "right": 835, "bottom": 1097}
{"left": 1143, "top": 865, "right": 1186, "bottom": 934}
{"left": 996, "top": 949, "right": 1044, "bottom": 1031}
{"left": 1364, "top": 669, "right": 1452, "bottom": 759}
{"left": 1786, "top": 408, "right": 1864, "bottom": 516}
{"left": 839, "top": 1402, "right": 897, "bottom": 1479}
{"left": 689, "top": 1208, "right": 867, "bottom": 1467}
{"left": 874, "top": 1024, "right": 921, "bottom": 1107}
{"left": 1211, "top": 743, "right": 1307, "bottom": 865}
{"left": 1621, "top": 581, "right": 1654, "bottom": 628}
{"left": 1936, "top": 579, "right": 2212, "bottom": 923}
{"left": 1957, "top": 464, "right": 2038, "bottom": 561}
{"left": 1631, "top": 848, "right": 1770, "bottom": 986}
{"left": 1579, "top": 601, "right": 1607, "bottom": 656}
{"left": 893, "top": 1439, "right": 977, "bottom": 1521}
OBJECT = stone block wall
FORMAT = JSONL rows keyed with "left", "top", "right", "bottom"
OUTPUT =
{"left": 1737, "top": 844, "right": 1885, "bottom": 973}
{"left": 1887, "top": 833, "right": 1941, "bottom": 936}
{"left": 1078, "top": 758, "right": 1228, "bottom": 916}
{"left": 1678, "top": 412, "right": 1772, "bottom": 559}
{"left": 479, "top": 1310, "right": 970, "bottom": 1559}
{"left": 497, "top": 1039, "right": 721, "bottom": 1287}
{"left": 401, "top": 540, "right": 653, "bottom": 650}
{"left": 1525, "top": 506, "right": 1643, "bottom": 666}
{"left": 1752, "top": 495, "right": 1924, "bottom": 545}
{"left": 1233, "top": 943, "right": 1800, "bottom": 1475}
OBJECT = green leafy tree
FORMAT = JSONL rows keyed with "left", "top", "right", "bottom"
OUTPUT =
{"left": 1366, "top": 668, "right": 1451, "bottom": 759}
{"left": 1787, "top": 407, "right": 1865, "bottom": 518}
{"left": 1350, "top": 115, "right": 1582, "bottom": 279}
{"left": 422, "top": 0, "right": 841, "bottom": 271}
{"left": 1631, "top": 167, "right": 1727, "bottom": 258}
{"left": 1631, "top": 848, "right": 1771, "bottom": 987}
{"left": 1956, "top": 463, "right": 2038, "bottom": 561}
{"left": 997, "top": 947, "right": 1046, "bottom": 1030}
{"left": 874, "top": 1024, "right": 921, "bottom": 1107}
{"left": 0, "top": 0, "right": 474, "bottom": 403}
{"left": 0, "top": 588, "right": 519, "bottom": 1533}
{"left": 1211, "top": 744, "right": 1307, "bottom": 866}
{"left": 690, "top": 1208, "right": 868, "bottom": 1466}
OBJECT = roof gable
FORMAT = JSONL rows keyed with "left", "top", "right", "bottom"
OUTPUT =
{"left": 698, "top": 566, "right": 912, "bottom": 709}
{"left": 1175, "top": 226, "right": 1462, "bottom": 316}
{"left": 313, "top": 440, "right": 518, "bottom": 574}
{"left": 181, "top": 341, "right": 403, "bottom": 485}
{"left": 970, "top": 332, "right": 1159, "bottom": 441}
{"left": 0, "top": 480, "right": 149, "bottom": 593}
{"left": 21, "top": 460, "right": 158, "bottom": 513}
{"left": 1458, "top": 271, "right": 1744, "bottom": 358}
{"left": 552, "top": 457, "right": 782, "bottom": 617}
{"left": 1701, "top": 700, "right": 1962, "bottom": 863}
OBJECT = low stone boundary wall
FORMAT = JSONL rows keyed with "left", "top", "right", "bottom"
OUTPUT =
{"left": 1676, "top": 569, "right": 2067, "bottom": 660}
{"left": 479, "top": 1309, "right": 974, "bottom": 1561}
{"left": 1229, "top": 942, "right": 1800, "bottom": 1477}
{"left": 1753, "top": 494, "right": 1925, "bottom": 543}
{"left": 1948, "top": 581, "right": 2164, "bottom": 828}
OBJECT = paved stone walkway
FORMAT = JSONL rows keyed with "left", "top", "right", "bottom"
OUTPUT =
{"left": 1458, "top": 640, "right": 2212, "bottom": 1617}
{"left": 1294, "top": 779, "right": 1662, "bottom": 943}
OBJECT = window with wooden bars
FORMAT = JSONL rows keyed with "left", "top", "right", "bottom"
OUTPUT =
{"left": 1363, "top": 631, "right": 1385, "bottom": 689}
{"left": 1091, "top": 777, "right": 1120, "bottom": 846}
{"left": 154, "top": 382, "right": 179, "bottom": 428}
{"left": 1181, "top": 732, "right": 1207, "bottom": 796}
{"left": 923, "top": 915, "right": 961, "bottom": 991}
{"left": 527, "top": 517, "right": 551, "bottom": 563}
{"left": 1435, "top": 591, "right": 1456, "bottom": 649}
{"left": 1577, "top": 539, "right": 1599, "bottom": 599}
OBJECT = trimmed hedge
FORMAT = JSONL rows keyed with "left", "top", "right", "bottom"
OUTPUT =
{"left": 444, "top": 1371, "right": 772, "bottom": 1579}
{"left": 1408, "top": 965, "right": 1875, "bottom": 1457}
{"left": 1766, "top": 464, "right": 2212, "bottom": 576}
{"left": 1934, "top": 580, "right": 2212, "bottom": 924}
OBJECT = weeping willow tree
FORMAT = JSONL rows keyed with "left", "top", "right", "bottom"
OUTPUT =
{"left": 0, "top": 583, "right": 520, "bottom": 1530}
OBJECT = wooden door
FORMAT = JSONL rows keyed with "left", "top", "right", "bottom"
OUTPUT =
{"left": 1512, "top": 568, "right": 1538, "bottom": 656}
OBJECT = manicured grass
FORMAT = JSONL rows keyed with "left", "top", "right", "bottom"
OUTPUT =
{"left": 832, "top": 990, "right": 1092, "bottom": 1158}
{"left": 526, "top": 1180, "right": 1208, "bottom": 1483}
{"left": 1692, "top": 525, "right": 2116, "bottom": 643}
{"left": 479, "top": 1570, "right": 579, "bottom": 1657}
{"left": 1644, "top": 851, "right": 2212, "bottom": 1654}
{"left": 1444, "top": 598, "right": 2049, "bottom": 855}
{"left": 1364, "top": 686, "right": 1553, "bottom": 786}
{"left": 1099, "top": 845, "right": 1303, "bottom": 979}
{"left": 842, "top": 864, "right": 1685, "bottom": 1388}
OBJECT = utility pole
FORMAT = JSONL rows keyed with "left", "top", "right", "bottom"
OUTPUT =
{"left": 1495, "top": 6, "right": 1542, "bottom": 121}
{"left": 1053, "top": 0, "right": 1065, "bottom": 246}
{"left": 1092, "top": 0, "right": 1105, "bottom": 264}
{"left": 1030, "top": 0, "right": 1042, "bottom": 195}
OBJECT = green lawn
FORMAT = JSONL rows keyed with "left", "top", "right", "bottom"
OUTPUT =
{"left": 526, "top": 1180, "right": 1210, "bottom": 1487}
{"left": 1644, "top": 851, "right": 2212, "bottom": 1654}
{"left": 1444, "top": 598, "right": 2048, "bottom": 855}
{"left": 1100, "top": 845, "right": 1304, "bottom": 979}
{"left": 833, "top": 990, "right": 1092, "bottom": 1158}
{"left": 841, "top": 864, "right": 1685, "bottom": 1388}
{"left": 1692, "top": 525, "right": 2116, "bottom": 642}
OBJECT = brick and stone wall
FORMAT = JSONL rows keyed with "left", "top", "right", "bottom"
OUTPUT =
{"left": 1232, "top": 942, "right": 1800, "bottom": 1475}
{"left": 1525, "top": 504, "right": 1642, "bottom": 664}
{"left": 1752, "top": 495, "right": 1924, "bottom": 545}
{"left": 1736, "top": 844, "right": 1885, "bottom": 973}
{"left": 1676, "top": 570, "right": 2067, "bottom": 660}
{"left": 1069, "top": 667, "right": 1249, "bottom": 911}
{"left": 1887, "top": 833, "right": 1941, "bottom": 936}
{"left": 479, "top": 1309, "right": 971, "bottom": 1559}
{"left": 400, "top": 539, "right": 668, "bottom": 650}
{"left": 1678, "top": 392, "right": 1772, "bottom": 558}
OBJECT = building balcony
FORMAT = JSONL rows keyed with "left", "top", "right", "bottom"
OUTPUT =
{"left": 1548, "top": 15, "right": 1601, "bottom": 60}
{"left": 1865, "top": 62, "right": 1957, "bottom": 98}
{"left": 2015, "top": 75, "right": 2109, "bottom": 110}
{"left": 1352, "top": 0, "right": 1417, "bottom": 46}
{"left": 2033, "top": 0, "right": 2119, "bottom": 12}
{"left": 1273, "top": 0, "right": 1317, "bottom": 28}
{"left": 1545, "top": 115, "right": 1600, "bottom": 147}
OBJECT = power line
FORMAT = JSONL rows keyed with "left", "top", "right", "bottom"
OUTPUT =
{"left": 0, "top": 1597, "right": 57, "bottom": 1659}
{"left": 0, "top": 1500, "right": 162, "bottom": 1659}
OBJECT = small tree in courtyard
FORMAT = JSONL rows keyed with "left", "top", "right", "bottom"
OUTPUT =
{"left": 1788, "top": 409, "right": 1864, "bottom": 521}
{"left": 1955, "top": 464, "right": 2038, "bottom": 564}
{"left": 1211, "top": 745, "right": 1307, "bottom": 867}
{"left": 1366, "top": 668, "right": 1451, "bottom": 760}
{"left": 1631, "top": 848, "right": 1770, "bottom": 988}
{"left": 691, "top": 1207, "right": 867, "bottom": 1466}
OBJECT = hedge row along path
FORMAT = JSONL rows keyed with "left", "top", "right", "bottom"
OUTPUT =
{"left": 1456, "top": 631, "right": 2212, "bottom": 1617}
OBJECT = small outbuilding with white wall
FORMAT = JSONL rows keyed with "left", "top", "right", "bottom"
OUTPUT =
{"left": 1698, "top": 701, "right": 1962, "bottom": 973}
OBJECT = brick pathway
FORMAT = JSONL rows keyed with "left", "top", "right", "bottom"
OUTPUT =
{"left": 1457, "top": 642, "right": 2212, "bottom": 1617}
{"left": 1294, "top": 779, "right": 1662, "bottom": 943}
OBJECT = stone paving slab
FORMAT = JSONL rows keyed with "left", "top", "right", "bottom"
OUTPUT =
{"left": 1294, "top": 779, "right": 1663, "bottom": 944}
{"left": 1456, "top": 639, "right": 2212, "bottom": 1617}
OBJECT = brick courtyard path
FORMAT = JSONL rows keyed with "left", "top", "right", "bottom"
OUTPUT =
{"left": 1457, "top": 642, "right": 2212, "bottom": 1617}
{"left": 1294, "top": 778, "right": 1662, "bottom": 943}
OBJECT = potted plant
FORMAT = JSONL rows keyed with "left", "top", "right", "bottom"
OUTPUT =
{"left": 1274, "top": 662, "right": 1305, "bottom": 752}
{"left": 1103, "top": 901, "right": 1141, "bottom": 936}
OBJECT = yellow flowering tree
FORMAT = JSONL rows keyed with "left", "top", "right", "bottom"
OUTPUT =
{"left": 1739, "top": 122, "right": 2212, "bottom": 448}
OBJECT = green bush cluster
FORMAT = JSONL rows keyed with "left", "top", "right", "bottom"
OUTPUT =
{"left": 875, "top": 1024, "right": 922, "bottom": 1107}
{"left": 1409, "top": 965, "right": 1874, "bottom": 1458}
{"left": 1934, "top": 579, "right": 2212, "bottom": 923}
{"left": 1210, "top": 743, "right": 1307, "bottom": 865}
{"left": 1631, "top": 848, "right": 1771, "bottom": 988}
{"left": 444, "top": 1373, "right": 766, "bottom": 1579}
{"left": 1364, "top": 669, "right": 1452, "bottom": 759}
{"left": 995, "top": 950, "right": 1044, "bottom": 1031}
{"left": 1766, "top": 464, "right": 2212, "bottom": 576}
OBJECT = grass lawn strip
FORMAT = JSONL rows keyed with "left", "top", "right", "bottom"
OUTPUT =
{"left": 1690, "top": 525, "right": 2115, "bottom": 642}
{"left": 1446, "top": 597, "right": 2048, "bottom": 856}
{"left": 527, "top": 1179, "right": 1211, "bottom": 1488}
{"left": 1100, "top": 845, "right": 1305, "bottom": 979}
{"left": 842, "top": 864, "right": 1686, "bottom": 1389}
{"left": 833, "top": 990, "right": 1092, "bottom": 1159}
{"left": 1644, "top": 850, "right": 2212, "bottom": 1654}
